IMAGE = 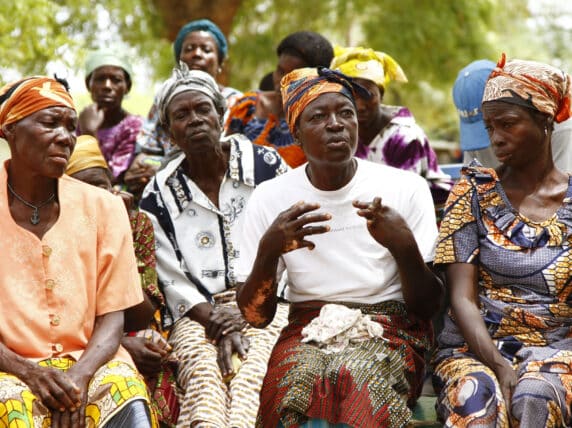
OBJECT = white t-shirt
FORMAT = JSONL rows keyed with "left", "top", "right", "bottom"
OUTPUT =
{"left": 236, "top": 159, "right": 438, "bottom": 304}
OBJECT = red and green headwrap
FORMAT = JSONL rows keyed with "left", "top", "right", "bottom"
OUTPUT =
{"left": 0, "top": 76, "right": 75, "bottom": 138}
{"left": 280, "top": 67, "right": 370, "bottom": 134}
{"left": 483, "top": 53, "right": 572, "bottom": 123}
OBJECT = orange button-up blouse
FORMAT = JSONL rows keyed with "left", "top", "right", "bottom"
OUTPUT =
{"left": 0, "top": 162, "right": 142, "bottom": 363}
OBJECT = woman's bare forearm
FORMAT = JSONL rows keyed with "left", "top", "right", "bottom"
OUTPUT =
{"left": 237, "top": 248, "right": 281, "bottom": 328}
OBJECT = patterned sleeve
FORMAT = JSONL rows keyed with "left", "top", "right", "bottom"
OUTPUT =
{"left": 434, "top": 173, "right": 480, "bottom": 266}
{"left": 224, "top": 92, "right": 258, "bottom": 134}
{"left": 129, "top": 210, "right": 164, "bottom": 309}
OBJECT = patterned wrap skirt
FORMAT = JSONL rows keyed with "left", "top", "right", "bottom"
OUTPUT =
{"left": 170, "top": 290, "right": 289, "bottom": 428}
{"left": 257, "top": 300, "right": 433, "bottom": 428}
{"left": 0, "top": 357, "right": 157, "bottom": 427}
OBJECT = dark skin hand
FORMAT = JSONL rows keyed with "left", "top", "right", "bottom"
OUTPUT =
{"left": 124, "top": 154, "right": 157, "bottom": 196}
{"left": 187, "top": 302, "right": 249, "bottom": 377}
{"left": 78, "top": 104, "right": 105, "bottom": 136}
{"left": 0, "top": 311, "right": 124, "bottom": 428}
{"left": 50, "top": 311, "right": 124, "bottom": 428}
{"left": 353, "top": 197, "right": 444, "bottom": 320}
{"left": 447, "top": 263, "right": 518, "bottom": 419}
{"left": 237, "top": 201, "right": 331, "bottom": 328}
{"left": 121, "top": 336, "right": 169, "bottom": 376}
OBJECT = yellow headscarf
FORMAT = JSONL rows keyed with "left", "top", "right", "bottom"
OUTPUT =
{"left": 66, "top": 135, "right": 109, "bottom": 176}
{"left": 330, "top": 46, "right": 407, "bottom": 89}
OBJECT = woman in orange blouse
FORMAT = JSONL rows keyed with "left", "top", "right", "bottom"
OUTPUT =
{"left": 0, "top": 76, "right": 156, "bottom": 427}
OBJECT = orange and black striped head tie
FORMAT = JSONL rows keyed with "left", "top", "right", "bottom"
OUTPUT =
{"left": 0, "top": 76, "right": 75, "bottom": 138}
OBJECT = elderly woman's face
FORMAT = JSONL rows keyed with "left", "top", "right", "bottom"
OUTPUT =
{"left": 180, "top": 31, "right": 220, "bottom": 78}
{"left": 483, "top": 101, "right": 546, "bottom": 166}
{"left": 5, "top": 106, "right": 77, "bottom": 178}
{"left": 166, "top": 90, "right": 222, "bottom": 153}
{"left": 295, "top": 92, "right": 358, "bottom": 165}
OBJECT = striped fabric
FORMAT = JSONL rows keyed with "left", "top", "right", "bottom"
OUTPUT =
{"left": 171, "top": 291, "right": 289, "bottom": 428}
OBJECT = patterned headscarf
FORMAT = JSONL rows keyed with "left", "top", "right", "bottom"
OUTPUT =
{"left": 156, "top": 63, "right": 226, "bottom": 128}
{"left": 66, "top": 135, "right": 109, "bottom": 176}
{"left": 483, "top": 53, "right": 572, "bottom": 123}
{"left": 330, "top": 46, "right": 407, "bottom": 90}
{"left": 173, "top": 19, "right": 228, "bottom": 62}
{"left": 0, "top": 76, "right": 75, "bottom": 138}
{"left": 281, "top": 67, "right": 370, "bottom": 134}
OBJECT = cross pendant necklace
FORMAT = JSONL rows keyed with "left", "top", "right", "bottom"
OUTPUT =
{"left": 7, "top": 182, "right": 56, "bottom": 225}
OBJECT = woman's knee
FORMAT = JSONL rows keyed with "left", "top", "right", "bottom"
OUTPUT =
{"left": 103, "top": 399, "right": 151, "bottom": 428}
{"left": 441, "top": 371, "right": 501, "bottom": 417}
{"left": 511, "top": 377, "right": 563, "bottom": 423}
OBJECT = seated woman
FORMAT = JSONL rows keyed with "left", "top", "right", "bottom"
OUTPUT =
{"left": 66, "top": 135, "right": 179, "bottom": 427}
{"left": 330, "top": 46, "right": 453, "bottom": 206}
{"left": 139, "top": 65, "right": 289, "bottom": 427}
{"left": 78, "top": 48, "right": 143, "bottom": 187}
{"left": 125, "top": 19, "right": 242, "bottom": 199}
{"left": 432, "top": 55, "right": 572, "bottom": 427}
{"left": 236, "top": 67, "right": 444, "bottom": 427}
{"left": 225, "top": 31, "right": 334, "bottom": 168}
{"left": 0, "top": 76, "right": 155, "bottom": 427}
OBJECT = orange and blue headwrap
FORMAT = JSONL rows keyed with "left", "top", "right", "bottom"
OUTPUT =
{"left": 280, "top": 67, "right": 370, "bottom": 134}
{"left": 0, "top": 76, "right": 75, "bottom": 138}
{"left": 483, "top": 53, "right": 572, "bottom": 123}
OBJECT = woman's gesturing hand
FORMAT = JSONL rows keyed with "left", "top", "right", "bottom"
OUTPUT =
{"left": 353, "top": 197, "right": 413, "bottom": 251}
{"left": 260, "top": 201, "right": 331, "bottom": 259}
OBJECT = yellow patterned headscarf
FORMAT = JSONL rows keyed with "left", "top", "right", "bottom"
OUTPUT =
{"left": 483, "top": 53, "right": 572, "bottom": 123}
{"left": 280, "top": 67, "right": 370, "bottom": 134}
{"left": 0, "top": 76, "right": 75, "bottom": 138}
{"left": 330, "top": 46, "right": 407, "bottom": 90}
{"left": 66, "top": 135, "right": 108, "bottom": 176}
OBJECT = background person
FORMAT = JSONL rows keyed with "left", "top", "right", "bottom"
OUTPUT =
{"left": 331, "top": 46, "right": 453, "bottom": 207}
{"left": 66, "top": 135, "right": 180, "bottom": 427}
{"left": 433, "top": 55, "right": 572, "bottom": 427}
{"left": 125, "top": 19, "right": 242, "bottom": 199}
{"left": 139, "top": 66, "right": 289, "bottom": 428}
{"left": 455, "top": 58, "right": 572, "bottom": 172}
{"left": 78, "top": 48, "right": 143, "bottom": 186}
{"left": 0, "top": 76, "right": 155, "bottom": 427}
{"left": 237, "top": 67, "right": 444, "bottom": 427}
{"left": 225, "top": 31, "right": 334, "bottom": 168}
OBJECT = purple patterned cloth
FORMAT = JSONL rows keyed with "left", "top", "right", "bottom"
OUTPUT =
{"left": 356, "top": 105, "right": 453, "bottom": 205}
{"left": 79, "top": 114, "right": 143, "bottom": 179}
{"left": 97, "top": 114, "right": 142, "bottom": 178}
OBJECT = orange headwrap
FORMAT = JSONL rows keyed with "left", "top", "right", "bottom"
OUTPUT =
{"left": 483, "top": 53, "right": 572, "bottom": 123}
{"left": 0, "top": 76, "right": 75, "bottom": 138}
{"left": 280, "top": 67, "right": 370, "bottom": 134}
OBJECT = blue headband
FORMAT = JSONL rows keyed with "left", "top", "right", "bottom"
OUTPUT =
{"left": 173, "top": 19, "right": 228, "bottom": 62}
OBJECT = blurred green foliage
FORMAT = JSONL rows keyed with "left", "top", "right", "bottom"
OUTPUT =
{"left": 1, "top": 0, "right": 569, "bottom": 145}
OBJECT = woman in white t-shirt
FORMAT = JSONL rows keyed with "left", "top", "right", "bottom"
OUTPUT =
{"left": 236, "top": 67, "right": 444, "bottom": 428}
